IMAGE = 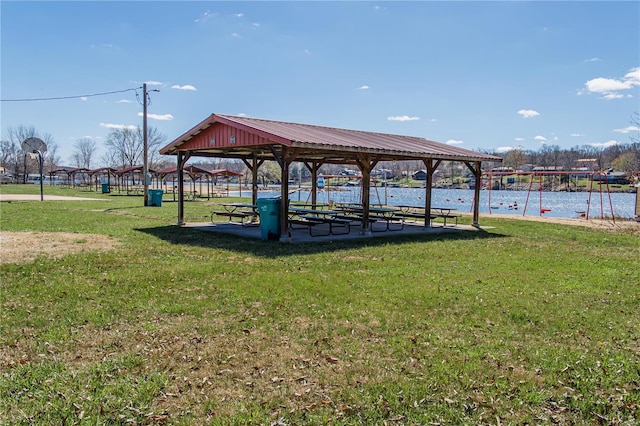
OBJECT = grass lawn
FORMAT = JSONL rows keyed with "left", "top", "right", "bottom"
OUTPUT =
{"left": 1, "top": 185, "right": 639, "bottom": 425}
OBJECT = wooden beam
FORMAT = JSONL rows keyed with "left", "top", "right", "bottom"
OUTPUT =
{"left": 303, "top": 160, "right": 323, "bottom": 206}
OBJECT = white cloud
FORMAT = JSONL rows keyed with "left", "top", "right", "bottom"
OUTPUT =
{"left": 357, "top": 85, "right": 369, "bottom": 90}
{"left": 584, "top": 57, "right": 600, "bottom": 62}
{"left": 234, "top": 13, "right": 244, "bottom": 17}
{"left": 514, "top": 137, "right": 525, "bottom": 142}
{"left": 446, "top": 139, "right": 463, "bottom": 145}
{"left": 237, "top": 113, "right": 247, "bottom": 117}
{"left": 137, "top": 112, "right": 174, "bottom": 121}
{"left": 429, "top": 118, "right": 438, "bottom": 122}
{"left": 91, "top": 43, "right": 115, "bottom": 49}
{"left": 231, "top": 32, "right": 240, "bottom": 38}
{"left": 602, "top": 93, "right": 626, "bottom": 100}
{"left": 518, "top": 109, "right": 540, "bottom": 118}
{"left": 587, "top": 140, "right": 621, "bottom": 148}
{"left": 589, "top": 78, "right": 629, "bottom": 92}
{"left": 171, "top": 84, "right": 197, "bottom": 91}
{"left": 145, "top": 80, "right": 165, "bottom": 86}
{"left": 625, "top": 67, "right": 640, "bottom": 84}
{"left": 195, "top": 10, "right": 216, "bottom": 23}
{"left": 571, "top": 133, "right": 585, "bottom": 137}
{"left": 117, "top": 99, "right": 133, "bottom": 104}
{"left": 100, "top": 123, "right": 137, "bottom": 130}
{"left": 387, "top": 115, "right": 420, "bottom": 122}
{"left": 534, "top": 135, "right": 547, "bottom": 141}
{"left": 80, "top": 97, "right": 87, "bottom": 101}
{"left": 496, "top": 146, "right": 515, "bottom": 153}
{"left": 584, "top": 67, "right": 640, "bottom": 99}
{"left": 252, "top": 22, "right": 260, "bottom": 27}
{"left": 613, "top": 125, "right": 640, "bottom": 134}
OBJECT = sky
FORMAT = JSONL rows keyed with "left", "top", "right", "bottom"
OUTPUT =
{"left": 1, "top": 1, "right": 639, "bottom": 166}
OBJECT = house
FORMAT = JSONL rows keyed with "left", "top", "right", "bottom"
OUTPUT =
{"left": 591, "top": 172, "right": 630, "bottom": 185}
{"left": 412, "top": 169, "right": 427, "bottom": 180}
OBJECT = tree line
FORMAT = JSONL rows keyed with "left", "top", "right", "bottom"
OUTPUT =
{"left": 2, "top": 116, "right": 638, "bottom": 184}
{"left": 0, "top": 125, "right": 175, "bottom": 182}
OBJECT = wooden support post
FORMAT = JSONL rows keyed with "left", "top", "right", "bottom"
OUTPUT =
{"left": 355, "top": 155, "right": 378, "bottom": 235}
{"left": 423, "top": 159, "right": 441, "bottom": 227}
{"left": 176, "top": 152, "right": 189, "bottom": 226}
{"left": 464, "top": 161, "right": 482, "bottom": 228}
{"left": 242, "top": 156, "right": 263, "bottom": 205}
{"left": 303, "top": 161, "right": 323, "bottom": 207}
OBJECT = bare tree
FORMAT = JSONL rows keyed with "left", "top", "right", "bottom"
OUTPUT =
{"left": 137, "top": 126, "right": 167, "bottom": 170}
{"left": 2, "top": 125, "right": 58, "bottom": 181}
{"left": 71, "top": 138, "right": 97, "bottom": 169}
{"left": 631, "top": 112, "right": 640, "bottom": 144}
{"left": 104, "top": 126, "right": 167, "bottom": 169}
{"left": 104, "top": 127, "right": 139, "bottom": 168}
{"left": 0, "top": 139, "right": 19, "bottom": 177}
{"left": 504, "top": 148, "right": 526, "bottom": 171}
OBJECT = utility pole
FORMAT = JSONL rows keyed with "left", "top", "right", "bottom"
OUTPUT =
{"left": 143, "top": 83, "right": 149, "bottom": 206}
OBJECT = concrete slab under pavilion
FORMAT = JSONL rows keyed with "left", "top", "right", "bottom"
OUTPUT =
{"left": 185, "top": 220, "right": 483, "bottom": 244}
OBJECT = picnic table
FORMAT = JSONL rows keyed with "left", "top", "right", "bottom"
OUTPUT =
{"left": 211, "top": 203, "right": 259, "bottom": 226}
{"left": 288, "top": 207, "right": 351, "bottom": 236}
{"left": 430, "top": 206, "right": 460, "bottom": 227}
{"left": 394, "top": 205, "right": 460, "bottom": 227}
{"left": 395, "top": 205, "right": 435, "bottom": 223}
{"left": 334, "top": 205, "right": 404, "bottom": 232}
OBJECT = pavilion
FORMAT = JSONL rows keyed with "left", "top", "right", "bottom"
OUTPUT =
{"left": 159, "top": 114, "right": 502, "bottom": 240}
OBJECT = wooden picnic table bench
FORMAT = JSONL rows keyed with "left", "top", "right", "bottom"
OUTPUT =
{"left": 298, "top": 214, "right": 351, "bottom": 236}
{"left": 288, "top": 207, "right": 352, "bottom": 236}
{"left": 430, "top": 207, "right": 461, "bottom": 227}
{"left": 211, "top": 203, "right": 259, "bottom": 226}
{"left": 334, "top": 205, "right": 405, "bottom": 232}
{"left": 395, "top": 205, "right": 436, "bottom": 223}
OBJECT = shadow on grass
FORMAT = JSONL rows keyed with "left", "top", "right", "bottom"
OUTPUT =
{"left": 135, "top": 225, "right": 508, "bottom": 257}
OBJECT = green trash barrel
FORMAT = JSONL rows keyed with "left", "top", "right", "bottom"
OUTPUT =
{"left": 148, "top": 189, "right": 164, "bottom": 207}
{"left": 256, "top": 198, "right": 281, "bottom": 240}
{"left": 101, "top": 183, "right": 110, "bottom": 194}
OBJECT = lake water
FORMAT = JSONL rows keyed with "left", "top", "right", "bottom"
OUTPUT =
{"left": 247, "top": 186, "right": 638, "bottom": 219}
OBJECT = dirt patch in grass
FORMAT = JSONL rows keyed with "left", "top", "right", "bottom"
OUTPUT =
{"left": 0, "top": 231, "right": 121, "bottom": 265}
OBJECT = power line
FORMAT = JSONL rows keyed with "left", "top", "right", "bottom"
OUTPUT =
{"left": 0, "top": 87, "right": 141, "bottom": 102}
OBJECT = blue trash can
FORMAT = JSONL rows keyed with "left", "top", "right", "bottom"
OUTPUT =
{"left": 101, "top": 183, "right": 110, "bottom": 194}
{"left": 256, "top": 198, "right": 281, "bottom": 240}
{"left": 148, "top": 189, "right": 164, "bottom": 207}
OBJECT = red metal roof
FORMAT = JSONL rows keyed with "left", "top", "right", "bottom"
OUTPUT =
{"left": 160, "top": 113, "right": 501, "bottom": 163}
{"left": 88, "top": 167, "right": 117, "bottom": 174}
{"left": 115, "top": 166, "right": 156, "bottom": 174}
{"left": 155, "top": 166, "right": 243, "bottom": 176}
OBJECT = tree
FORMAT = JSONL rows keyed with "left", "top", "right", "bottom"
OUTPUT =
{"left": 257, "top": 161, "right": 281, "bottom": 186}
{"left": 631, "top": 112, "right": 640, "bottom": 145}
{"left": 504, "top": 148, "right": 526, "bottom": 171}
{"left": 137, "top": 126, "right": 167, "bottom": 170}
{"left": 71, "top": 138, "right": 97, "bottom": 169}
{"left": 103, "top": 126, "right": 167, "bottom": 169}
{"left": 1, "top": 125, "right": 58, "bottom": 181}
{"left": 611, "top": 151, "right": 639, "bottom": 174}
{"left": 0, "top": 139, "right": 19, "bottom": 177}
